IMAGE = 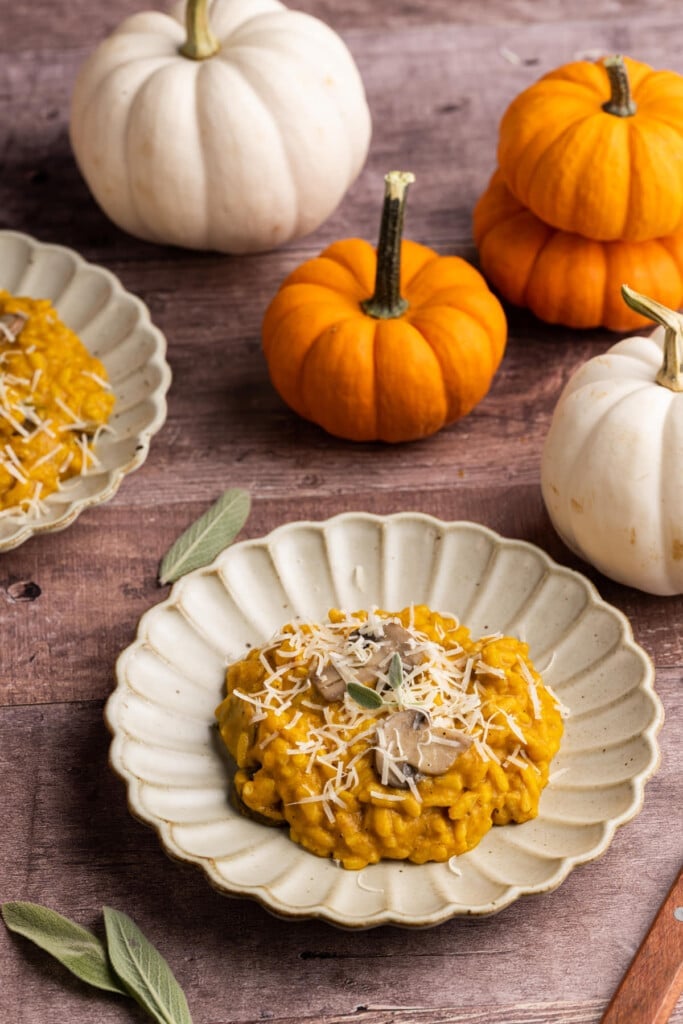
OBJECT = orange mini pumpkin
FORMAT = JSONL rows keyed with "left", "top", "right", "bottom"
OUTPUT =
{"left": 262, "top": 172, "right": 507, "bottom": 443}
{"left": 498, "top": 55, "right": 683, "bottom": 242}
{"left": 474, "top": 171, "right": 683, "bottom": 331}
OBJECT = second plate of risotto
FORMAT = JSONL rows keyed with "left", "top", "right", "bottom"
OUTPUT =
{"left": 107, "top": 513, "right": 663, "bottom": 928}
{"left": 0, "top": 230, "right": 171, "bottom": 550}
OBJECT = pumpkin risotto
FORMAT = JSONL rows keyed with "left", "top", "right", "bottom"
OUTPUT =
{"left": 216, "top": 606, "right": 565, "bottom": 869}
{"left": 0, "top": 290, "right": 114, "bottom": 514}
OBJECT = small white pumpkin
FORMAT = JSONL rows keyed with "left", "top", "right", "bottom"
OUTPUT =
{"left": 70, "top": 0, "right": 371, "bottom": 254}
{"left": 541, "top": 285, "right": 683, "bottom": 595}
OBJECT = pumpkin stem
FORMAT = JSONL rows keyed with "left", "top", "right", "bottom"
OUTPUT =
{"left": 602, "top": 56, "right": 637, "bottom": 117}
{"left": 361, "top": 171, "right": 415, "bottom": 320}
{"left": 180, "top": 0, "right": 219, "bottom": 60}
{"left": 621, "top": 285, "right": 683, "bottom": 392}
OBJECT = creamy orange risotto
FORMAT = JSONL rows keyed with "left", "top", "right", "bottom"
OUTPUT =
{"left": 0, "top": 290, "right": 114, "bottom": 514}
{"left": 216, "top": 606, "right": 564, "bottom": 869}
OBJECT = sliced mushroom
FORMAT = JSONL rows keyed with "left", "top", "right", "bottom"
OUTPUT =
{"left": 382, "top": 622, "right": 423, "bottom": 666}
{"left": 349, "top": 624, "right": 385, "bottom": 645}
{"left": 310, "top": 661, "right": 347, "bottom": 702}
{"left": 355, "top": 622, "right": 423, "bottom": 684}
{"left": 0, "top": 311, "right": 28, "bottom": 342}
{"left": 375, "top": 709, "right": 472, "bottom": 788}
{"left": 310, "top": 621, "right": 424, "bottom": 702}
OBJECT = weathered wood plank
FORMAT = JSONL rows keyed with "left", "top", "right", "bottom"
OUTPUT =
{"left": 0, "top": 692, "right": 681, "bottom": 1023}
{"left": 4, "top": 0, "right": 683, "bottom": 50}
{"left": 3, "top": 13, "right": 683, "bottom": 260}
{"left": 240, "top": 999, "right": 683, "bottom": 1024}
{"left": 3, "top": 1, "right": 683, "bottom": 1022}
{"left": 2, "top": 487, "right": 683, "bottom": 707}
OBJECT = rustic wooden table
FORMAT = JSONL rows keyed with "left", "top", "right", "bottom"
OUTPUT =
{"left": 2, "top": 1, "right": 682, "bottom": 1022}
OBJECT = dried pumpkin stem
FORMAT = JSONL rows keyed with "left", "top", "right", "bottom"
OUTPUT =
{"left": 361, "top": 171, "right": 415, "bottom": 319}
{"left": 621, "top": 285, "right": 683, "bottom": 392}
{"left": 602, "top": 56, "right": 637, "bottom": 117}
{"left": 180, "top": 0, "right": 219, "bottom": 60}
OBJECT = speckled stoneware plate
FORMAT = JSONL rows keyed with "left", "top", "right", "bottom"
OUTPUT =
{"left": 106, "top": 513, "right": 663, "bottom": 928}
{"left": 0, "top": 230, "right": 171, "bottom": 550}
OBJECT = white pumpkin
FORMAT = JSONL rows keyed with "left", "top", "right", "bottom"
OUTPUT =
{"left": 70, "top": 0, "right": 371, "bottom": 254}
{"left": 541, "top": 286, "right": 683, "bottom": 596}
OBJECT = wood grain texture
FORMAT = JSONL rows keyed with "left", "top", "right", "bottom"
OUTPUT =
{"left": 1, "top": 686, "right": 681, "bottom": 1024}
{"left": 600, "top": 867, "right": 683, "bottom": 1024}
{"left": 2, "top": 1, "right": 683, "bottom": 1022}
{"left": 3, "top": 0, "right": 681, "bottom": 48}
{"left": 0, "top": 679, "right": 679, "bottom": 1024}
{"left": 2, "top": 488, "right": 683, "bottom": 705}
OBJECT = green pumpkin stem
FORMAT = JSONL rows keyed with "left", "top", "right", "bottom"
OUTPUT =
{"left": 361, "top": 171, "right": 415, "bottom": 320}
{"left": 180, "top": 0, "right": 219, "bottom": 60}
{"left": 621, "top": 285, "right": 683, "bottom": 392}
{"left": 602, "top": 56, "right": 637, "bottom": 117}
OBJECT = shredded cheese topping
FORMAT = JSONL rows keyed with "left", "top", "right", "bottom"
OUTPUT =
{"left": 217, "top": 606, "right": 567, "bottom": 869}
{"left": 222, "top": 608, "right": 565, "bottom": 825}
{"left": 0, "top": 291, "right": 115, "bottom": 515}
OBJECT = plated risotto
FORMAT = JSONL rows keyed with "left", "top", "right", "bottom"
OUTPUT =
{"left": 0, "top": 290, "right": 114, "bottom": 515}
{"left": 216, "top": 606, "right": 565, "bottom": 869}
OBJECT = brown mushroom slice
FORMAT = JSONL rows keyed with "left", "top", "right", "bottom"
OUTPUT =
{"left": 382, "top": 622, "right": 424, "bottom": 669}
{"left": 355, "top": 650, "right": 387, "bottom": 685}
{"left": 0, "top": 311, "right": 28, "bottom": 341}
{"left": 416, "top": 724, "right": 472, "bottom": 774}
{"left": 311, "top": 621, "right": 426, "bottom": 700}
{"left": 375, "top": 709, "right": 472, "bottom": 788}
{"left": 310, "top": 660, "right": 347, "bottom": 702}
{"left": 355, "top": 622, "right": 424, "bottom": 684}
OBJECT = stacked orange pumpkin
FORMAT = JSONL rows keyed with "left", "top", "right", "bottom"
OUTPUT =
{"left": 474, "top": 55, "right": 683, "bottom": 331}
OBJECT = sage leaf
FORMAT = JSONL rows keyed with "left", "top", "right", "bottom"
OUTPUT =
{"left": 103, "top": 907, "right": 192, "bottom": 1024}
{"left": 159, "top": 488, "right": 250, "bottom": 584}
{"left": 387, "top": 652, "right": 404, "bottom": 690}
{"left": 347, "top": 682, "right": 384, "bottom": 710}
{"left": 1, "top": 901, "right": 126, "bottom": 995}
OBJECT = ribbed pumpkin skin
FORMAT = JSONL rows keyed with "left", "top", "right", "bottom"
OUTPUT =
{"left": 262, "top": 239, "right": 507, "bottom": 443}
{"left": 69, "top": 0, "right": 371, "bottom": 254}
{"left": 541, "top": 328, "right": 683, "bottom": 595}
{"left": 474, "top": 172, "right": 683, "bottom": 331}
{"left": 498, "top": 57, "right": 683, "bottom": 242}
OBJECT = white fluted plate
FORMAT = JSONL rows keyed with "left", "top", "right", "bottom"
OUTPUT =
{"left": 0, "top": 230, "right": 171, "bottom": 550}
{"left": 107, "top": 513, "right": 663, "bottom": 928}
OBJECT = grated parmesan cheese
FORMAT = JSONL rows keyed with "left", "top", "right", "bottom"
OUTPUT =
{"left": 517, "top": 654, "right": 542, "bottom": 719}
{"left": 0, "top": 290, "right": 115, "bottom": 512}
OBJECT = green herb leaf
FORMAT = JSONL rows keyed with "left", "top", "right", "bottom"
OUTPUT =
{"left": 387, "top": 652, "right": 404, "bottom": 690}
{"left": 103, "top": 907, "right": 192, "bottom": 1024}
{"left": 347, "top": 682, "right": 384, "bottom": 710}
{"left": 158, "top": 488, "right": 250, "bottom": 585}
{"left": 1, "top": 902, "right": 126, "bottom": 995}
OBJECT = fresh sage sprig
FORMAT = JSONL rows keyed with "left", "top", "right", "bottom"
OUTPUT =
{"left": 1, "top": 902, "right": 126, "bottom": 994}
{"left": 347, "top": 653, "right": 406, "bottom": 710}
{"left": 158, "top": 487, "right": 251, "bottom": 584}
{"left": 2, "top": 902, "right": 192, "bottom": 1024}
{"left": 104, "top": 908, "right": 192, "bottom": 1024}
{"left": 346, "top": 681, "right": 384, "bottom": 709}
{"left": 387, "top": 652, "right": 404, "bottom": 690}
{"left": 347, "top": 654, "right": 421, "bottom": 713}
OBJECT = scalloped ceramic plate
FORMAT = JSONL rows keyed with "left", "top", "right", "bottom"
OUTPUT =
{"left": 107, "top": 513, "right": 663, "bottom": 928}
{"left": 0, "top": 230, "right": 171, "bottom": 550}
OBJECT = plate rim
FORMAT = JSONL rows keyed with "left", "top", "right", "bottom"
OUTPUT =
{"left": 106, "top": 511, "right": 664, "bottom": 928}
{"left": 0, "top": 228, "right": 172, "bottom": 550}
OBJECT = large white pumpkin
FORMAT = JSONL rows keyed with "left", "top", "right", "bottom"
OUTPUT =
{"left": 70, "top": 0, "right": 371, "bottom": 253}
{"left": 541, "top": 287, "right": 683, "bottom": 595}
